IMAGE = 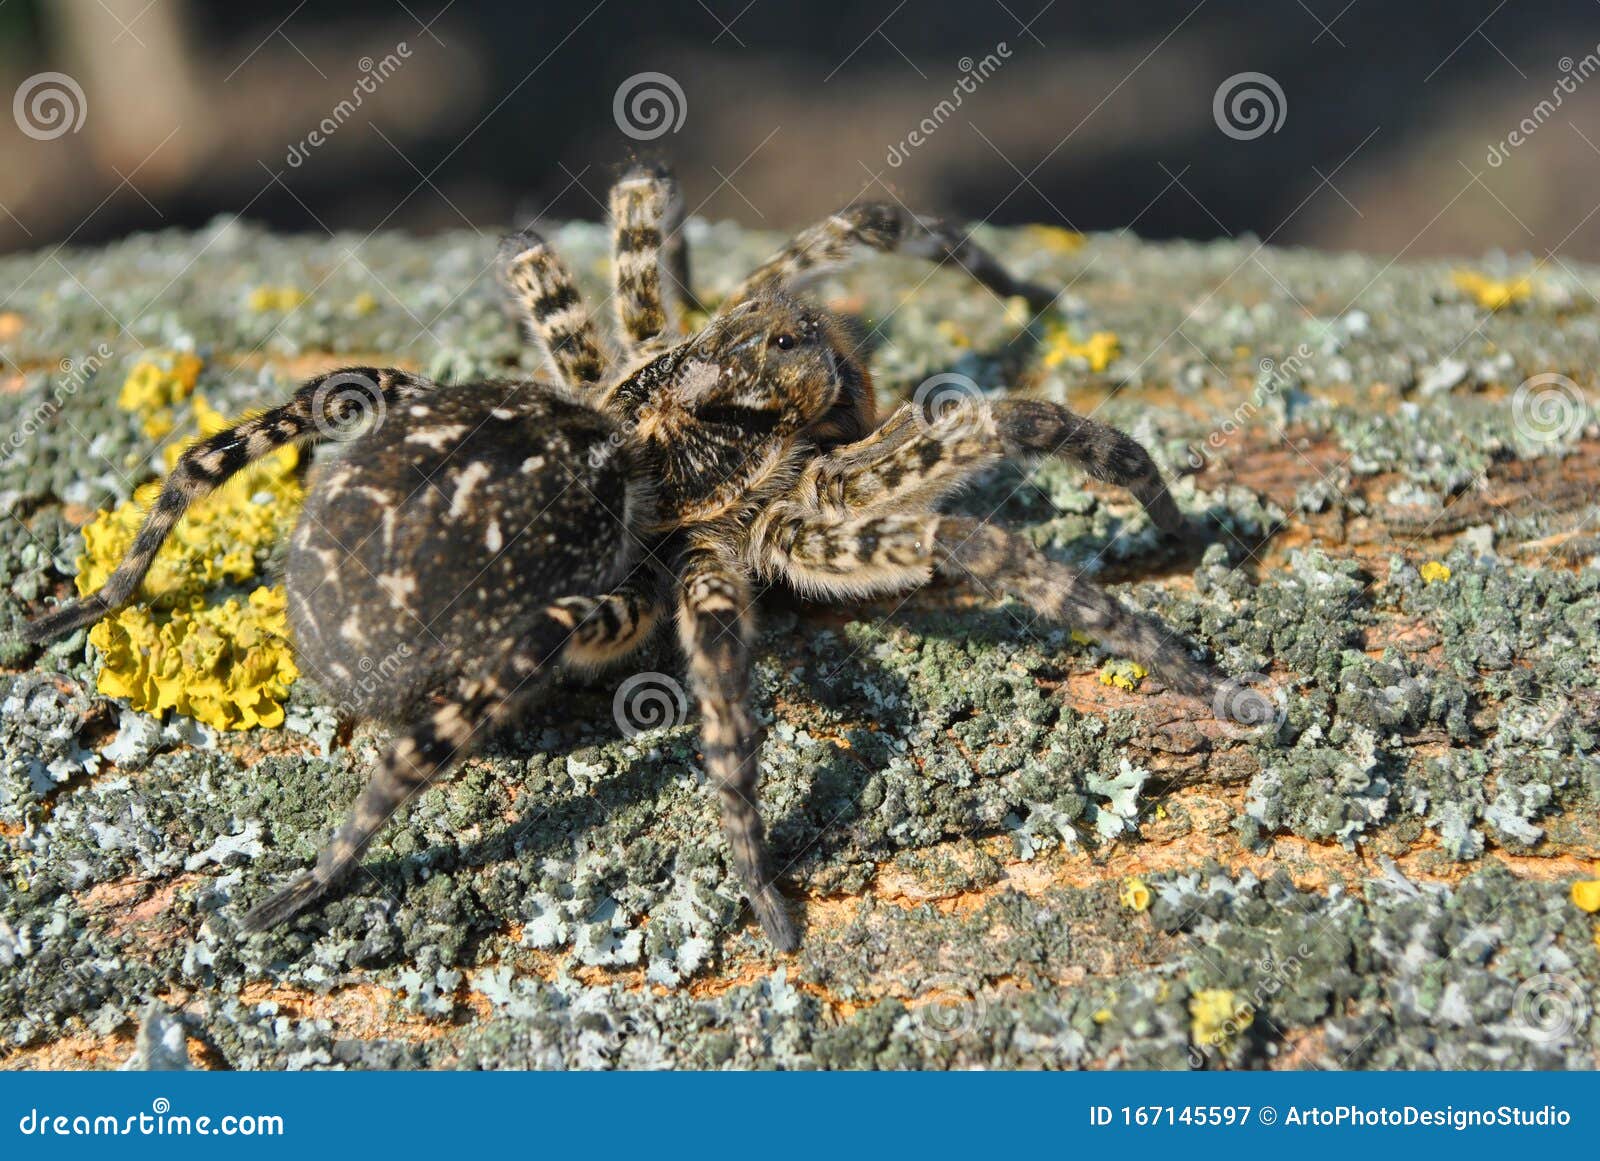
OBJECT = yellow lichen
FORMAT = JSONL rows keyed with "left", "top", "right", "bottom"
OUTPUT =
{"left": 89, "top": 587, "right": 299, "bottom": 731}
{"left": 75, "top": 396, "right": 305, "bottom": 731}
{"left": 247, "top": 286, "right": 309, "bottom": 312}
{"left": 76, "top": 396, "right": 302, "bottom": 607}
{"left": 117, "top": 352, "right": 204, "bottom": 438}
{"left": 1572, "top": 880, "right": 1600, "bottom": 913}
{"left": 1189, "top": 988, "right": 1253, "bottom": 1049}
{"left": 1119, "top": 877, "right": 1152, "bottom": 912}
{"left": 1420, "top": 560, "right": 1452, "bottom": 585}
{"left": 1022, "top": 224, "right": 1084, "bottom": 254}
{"left": 1041, "top": 324, "right": 1120, "bottom": 373}
{"left": 347, "top": 291, "right": 380, "bottom": 317}
{"left": 1453, "top": 270, "right": 1532, "bottom": 312}
{"left": 1092, "top": 1007, "right": 1113, "bottom": 1025}
{"left": 936, "top": 320, "right": 972, "bottom": 349}
{"left": 1099, "top": 659, "right": 1148, "bottom": 692}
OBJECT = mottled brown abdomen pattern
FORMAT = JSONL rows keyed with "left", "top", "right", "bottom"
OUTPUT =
{"left": 286, "top": 381, "right": 639, "bottom": 719}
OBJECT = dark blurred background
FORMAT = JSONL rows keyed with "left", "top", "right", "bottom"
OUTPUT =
{"left": 2, "top": 0, "right": 1598, "bottom": 258}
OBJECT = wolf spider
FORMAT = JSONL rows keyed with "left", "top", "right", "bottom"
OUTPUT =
{"left": 25, "top": 165, "right": 1242, "bottom": 950}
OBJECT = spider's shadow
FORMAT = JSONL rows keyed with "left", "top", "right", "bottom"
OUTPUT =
{"left": 340, "top": 634, "right": 909, "bottom": 932}
{"left": 352, "top": 666, "right": 676, "bottom": 890}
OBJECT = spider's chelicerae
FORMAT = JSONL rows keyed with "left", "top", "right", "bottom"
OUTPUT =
{"left": 26, "top": 165, "right": 1248, "bottom": 950}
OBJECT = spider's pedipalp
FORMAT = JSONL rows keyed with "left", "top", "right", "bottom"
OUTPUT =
{"left": 788, "top": 399, "right": 999, "bottom": 520}
{"left": 728, "top": 202, "right": 1056, "bottom": 312}
{"left": 498, "top": 225, "right": 608, "bottom": 388}
{"left": 22, "top": 366, "right": 434, "bottom": 645}
{"left": 676, "top": 537, "right": 796, "bottom": 951}
{"left": 609, "top": 164, "right": 690, "bottom": 350}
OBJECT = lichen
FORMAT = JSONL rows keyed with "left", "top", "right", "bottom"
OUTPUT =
{"left": 1189, "top": 988, "right": 1253, "bottom": 1051}
{"left": 70, "top": 395, "right": 304, "bottom": 730}
{"left": 116, "top": 351, "right": 204, "bottom": 439}
{"left": 89, "top": 586, "right": 298, "bottom": 731}
{"left": 1022, "top": 225, "right": 1085, "bottom": 254}
{"left": 1040, "top": 323, "right": 1120, "bottom": 373}
{"left": 1575, "top": 880, "right": 1600, "bottom": 914}
{"left": 1452, "top": 270, "right": 1532, "bottom": 312}
{"left": 1120, "top": 877, "right": 1152, "bottom": 912}
{"left": 246, "top": 286, "right": 309, "bottom": 312}
{"left": 74, "top": 395, "right": 302, "bottom": 608}
{"left": 1099, "top": 659, "right": 1148, "bottom": 691}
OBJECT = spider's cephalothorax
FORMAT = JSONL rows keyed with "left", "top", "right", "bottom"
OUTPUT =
{"left": 25, "top": 164, "right": 1243, "bottom": 951}
{"left": 606, "top": 294, "right": 866, "bottom": 527}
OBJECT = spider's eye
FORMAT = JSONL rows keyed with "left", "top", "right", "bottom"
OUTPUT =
{"left": 771, "top": 333, "right": 798, "bottom": 351}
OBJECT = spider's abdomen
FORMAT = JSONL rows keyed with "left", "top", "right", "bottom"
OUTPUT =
{"left": 286, "top": 382, "right": 639, "bottom": 719}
